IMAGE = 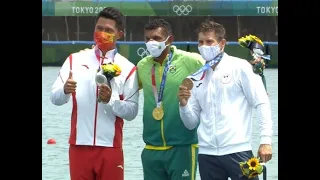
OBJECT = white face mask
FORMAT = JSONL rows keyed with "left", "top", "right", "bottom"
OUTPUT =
{"left": 198, "top": 43, "right": 221, "bottom": 62}
{"left": 145, "top": 37, "right": 170, "bottom": 58}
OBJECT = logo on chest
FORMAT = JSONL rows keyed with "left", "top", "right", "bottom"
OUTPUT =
{"left": 221, "top": 73, "right": 231, "bottom": 84}
{"left": 81, "top": 64, "right": 89, "bottom": 69}
{"left": 169, "top": 65, "right": 177, "bottom": 74}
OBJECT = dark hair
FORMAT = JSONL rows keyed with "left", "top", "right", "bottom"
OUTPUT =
{"left": 96, "top": 7, "right": 125, "bottom": 31}
{"left": 197, "top": 20, "right": 226, "bottom": 41}
{"left": 144, "top": 19, "right": 172, "bottom": 36}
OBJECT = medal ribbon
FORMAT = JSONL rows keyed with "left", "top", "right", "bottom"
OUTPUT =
{"left": 95, "top": 48, "right": 118, "bottom": 102}
{"left": 95, "top": 48, "right": 139, "bottom": 102}
{"left": 95, "top": 48, "right": 118, "bottom": 68}
{"left": 189, "top": 53, "right": 224, "bottom": 81}
{"left": 151, "top": 52, "right": 173, "bottom": 108}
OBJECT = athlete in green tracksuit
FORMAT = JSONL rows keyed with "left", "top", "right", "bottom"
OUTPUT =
{"left": 137, "top": 19, "right": 205, "bottom": 180}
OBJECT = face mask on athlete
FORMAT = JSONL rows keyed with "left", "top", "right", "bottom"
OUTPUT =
{"left": 145, "top": 36, "right": 170, "bottom": 58}
{"left": 198, "top": 43, "right": 222, "bottom": 62}
{"left": 94, "top": 31, "right": 115, "bottom": 52}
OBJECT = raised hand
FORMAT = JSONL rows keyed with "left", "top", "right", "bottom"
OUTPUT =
{"left": 177, "top": 85, "right": 191, "bottom": 107}
{"left": 63, "top": 71, "right": 77, "bottom": 94}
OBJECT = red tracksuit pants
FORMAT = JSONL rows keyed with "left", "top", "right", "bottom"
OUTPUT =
{"left": 69, "top": 145, "right": 124, "bottom": 180}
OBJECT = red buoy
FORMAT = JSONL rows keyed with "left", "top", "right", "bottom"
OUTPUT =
{"left": 47, "top": 138, "right": 56, "bottom": 144}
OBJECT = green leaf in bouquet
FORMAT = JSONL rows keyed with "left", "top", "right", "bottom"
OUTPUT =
{"left": 239, "top": 41, "right": 248, "bottom": 48}
{"left": 243, "top": 168, "right": 250, "bottom": 175}
{"left": 255, "top": 165, "right": 263, "bottom": 174}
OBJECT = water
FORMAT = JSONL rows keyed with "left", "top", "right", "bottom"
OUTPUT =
{"left": 42, "top": 67, "right": 278, "bottom": 180}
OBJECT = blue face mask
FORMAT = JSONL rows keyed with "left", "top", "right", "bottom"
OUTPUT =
{"left": 198, "top": 43, "right": 221, "bottom": 62}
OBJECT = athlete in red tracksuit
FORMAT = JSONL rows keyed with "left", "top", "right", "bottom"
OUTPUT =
{"left": 50, "top": 7, "right": 139, "bottom": 180}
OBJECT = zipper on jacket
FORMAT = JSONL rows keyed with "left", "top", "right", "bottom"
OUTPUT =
{"left": 214, "top": 78, "right": 219, "bottom": 155}
{"left": 93, "top": 86, "right": 99, "bottom": 145}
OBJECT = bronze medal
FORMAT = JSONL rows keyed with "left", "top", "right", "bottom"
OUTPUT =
{"left": 182, "top": 78, "right": 194, "bottom": 90}
{"left": 152, "top": 107, "right": 164, "bottom": 120}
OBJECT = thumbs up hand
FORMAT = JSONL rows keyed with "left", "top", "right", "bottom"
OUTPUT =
{"left": 63, "top": 70, "right": 77, "bottom": 94}
{"left": 68, "top": 71, "right": 73, "bottom": 79}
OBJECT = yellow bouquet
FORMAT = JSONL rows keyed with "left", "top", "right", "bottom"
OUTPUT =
{"left": 95, "top": 63, "right": 121, "bottom": 102}
{"left": 239, "top": 157, "right": 264, "bottom": 179}
{"left": 238, "top": 34, "right": 270, "bottom": 75}
{"left": 238, "top": 34, "right": 264, "bottom": 49}
{"left": 95, "top": 62, "right": 121, "bottom": 88}
{"left": 100, "top": 63, "right": 122, "bottom": 79}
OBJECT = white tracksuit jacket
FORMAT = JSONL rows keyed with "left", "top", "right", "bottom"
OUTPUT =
{"left": 50, "top": 48, "right": 139, "bottom": 147}
{"left": 179, "top": 53, "right": 273, "bottom": 156}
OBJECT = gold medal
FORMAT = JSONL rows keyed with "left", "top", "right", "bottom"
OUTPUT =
{"left": 182, "top": 78, "right": 194, "bottom": 90}
{"left": 152, "top": 107, "right": 164, "bottom": 120}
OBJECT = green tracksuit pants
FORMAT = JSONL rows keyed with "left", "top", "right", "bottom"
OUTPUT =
{"left": 141, "top": 144, "right": 198, "bottom": 180}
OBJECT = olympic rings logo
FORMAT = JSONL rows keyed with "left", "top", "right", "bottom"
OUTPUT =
{"left": 137, "top": 47, "right": 150, "bottom": 58}
{"left": 172, "top": 5, "right": 192, "bottom": 16}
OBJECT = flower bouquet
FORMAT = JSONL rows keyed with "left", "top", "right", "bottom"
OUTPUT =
{"left": 238, "top": 34, "right": 270, "bottom": 74}
{"left": 96, "top": 63, "right": 121, "bottom": 87}
{"left": 239, "top": 157, "right": 264, "bottom": 179}
{"left": 95, "top": 63, "right": 121, "bottom": 102}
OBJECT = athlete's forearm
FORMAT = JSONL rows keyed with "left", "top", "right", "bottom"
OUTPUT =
{"left": 179, "top": 103, "right": 200, "bottom": 130}
{"left": 50, "top": 57, "right": 72, "bottom": 106}
{"left": 256, "top": 103, "right": 273, "bottom": 145}
{"left": 104, "top": 98, "right": 138, "bottom": 121}
{"left": 103, "top": 69, "right": 139, "bottom": 121}
{"left": 51, "top": 85, "right": 71, "bottom": 106}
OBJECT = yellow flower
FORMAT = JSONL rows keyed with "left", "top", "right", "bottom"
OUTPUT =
{"left": 249, "top": 35, "right": 264, "bottom": 46}
{"left": 245, "top": 35, "right": 252, "bottom": 41}
{"left": 113, "top": 64, "right": 121, "bottom": 72}
{"left": 101, "top": 64, "right": 114, "bottom": 73}
{"left": 238, "top": 37, "right": 246, "bottom": 44}
{"left": 112, "top": 64, "right": 121, "bottom": 76}
{"left": 238, "top": 34, "right": 265, "bottom": 49}
{"left": 238, "top": 37, "right": 249, "bottom": 47}
{"left": 100, "top": 63, "right": 121, "bottom": 78}
{"left": 247, "top": 157, "right": 260, "bottom": 171}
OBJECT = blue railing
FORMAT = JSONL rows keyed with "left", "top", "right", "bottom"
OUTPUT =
{"left": 42, "top": 40, "right": 278, "bottom": 67}
{"left": 42, "top": 41, "right": 278, "bottom": 46}
{"left": 41, "top": 0, "right": 275, "bottom": 2}
{"left": 89, "top": 0, "right": 275, "bottom": 2}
